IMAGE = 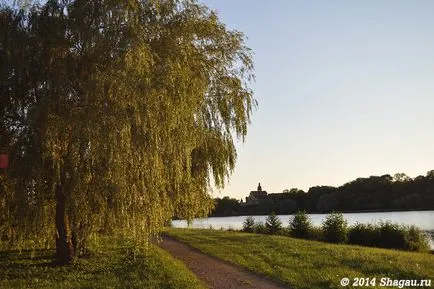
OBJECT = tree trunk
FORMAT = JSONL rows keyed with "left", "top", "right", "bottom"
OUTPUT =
{"left": 71, "top": 222, "right": 88, "bottom": 257}
{"left": 55, "top": 183, "right": 74, "bottom": 264}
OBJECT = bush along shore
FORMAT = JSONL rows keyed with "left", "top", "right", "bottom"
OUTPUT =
{"left": 242, "top": 211, "right": 431, "bottom": 252}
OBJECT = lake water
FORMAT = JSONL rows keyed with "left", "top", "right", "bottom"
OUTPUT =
{"left": 171, "top": 210, "right": 434, "bottom": 249}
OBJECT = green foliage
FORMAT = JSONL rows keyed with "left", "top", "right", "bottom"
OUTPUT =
{"left": 166, "top": 228, "right": 434, "bottom": 289}
{"left": 348, "top": 222, "right": 430, "bottom": 252}
{"left": 241, "top": 213, "right": 430, "bottom": 252}
{"left": 265, "top": 212, "right": 282, "bottom": 234}
{"left": 376, "top": 222, "right": 406, "bottom": 249}
{"left": 348, "top": 223, "right": 377, "bottom": 246}
{"left": 240, "top": 212, "right": 430, "bottom": 253}
{"left": 404, "top": 225, "right": 430, "bottom": 252}
{"left": 252, "top": 222, "right": 267, "bottom": 234}
{"left": 0, "top": 0, "right": 255, "bottom": 260}
{"left": 322, "top": 212, "right": 348, "bottom": 243}
{"left": 308, "top": 226, "right": 324, "bottom": 241}
{"left": 242, "top": 216, "right": 255, "bottom": 233}
{"left": 375, "top": 222, "right": 430, "bottom": 251}
{"left": 289, "top": 210, "right": 312, "bottom": 239}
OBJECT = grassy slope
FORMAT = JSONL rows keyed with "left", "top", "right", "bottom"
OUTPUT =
{"left": 165, "top": 228, "right": 434, "bottom": 289}
{"left": 0, "top": 237, "right": 206, "bottom": 289}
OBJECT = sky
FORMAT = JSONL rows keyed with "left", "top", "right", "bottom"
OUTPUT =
{"left": 200, "top": 0, "right": 434, "bottom": 199}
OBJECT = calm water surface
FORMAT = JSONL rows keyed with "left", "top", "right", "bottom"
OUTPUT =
{"left": 172, "top": 210, "right": 434, "bottom": 248}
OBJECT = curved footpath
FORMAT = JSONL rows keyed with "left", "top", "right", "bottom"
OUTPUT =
{"left": 159, "top": 236, "right": 289, "bottom": 289}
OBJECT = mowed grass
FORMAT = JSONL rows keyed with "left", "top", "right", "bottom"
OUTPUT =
{"left": 0, "top": 237, "right": 206, "bottom": 289}
{"left": 165, "top": 228, "right": 434, "bottom": 289}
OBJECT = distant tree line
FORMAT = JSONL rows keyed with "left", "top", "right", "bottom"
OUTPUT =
{"left": 211, "top": 171, "right": 434, "bottom": 217}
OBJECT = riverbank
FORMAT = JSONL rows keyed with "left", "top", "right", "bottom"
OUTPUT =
{"left": 172, "top": 211, "right": 434, "bottom": 247}
{"left": 0, "top": 237, "right": 205, "bottom": 289}
{"left": 165, "top": 228, "right": 434, "bottom": 289}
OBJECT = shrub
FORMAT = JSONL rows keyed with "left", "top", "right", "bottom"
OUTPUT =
{"left": 375, "top": 222, "right": 430, "bottom": 251}
{"left": 348, "top": 223, "right": 377, "bottom": 246}
{"left": 278, "top": 227, "right": 291, "bottom": 236}
{"left": 375, "top": 221, "right": 406, "bottom": 249}
{"left": 309, "top": 226, "right": 324, "bottom": 241}
{"left": 348, "top": 222, "right": 430, "bottom": 252}
{"left": 404, "top": 225, "right": 430, "bottom": 252}
{"left": 289, "top": 211, "right": 312, "bottom": 239}
{"left": 322, "top": 212, "right": 348, "bottom": 243}
{"left": 253, "top": 222, "right": 267, "bottom": 234}
{"left": 265, "top": 212, "right": 282, "bottom": 234}
{"left": 242, "top": 216, "right": 255, "bottom": 233}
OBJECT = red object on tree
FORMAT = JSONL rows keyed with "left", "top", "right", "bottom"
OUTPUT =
{"left": 0, "top": 154, "right": 8, "bottom": 169}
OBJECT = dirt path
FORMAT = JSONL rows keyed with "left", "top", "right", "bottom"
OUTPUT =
{"left": 159, "top": 236, "right": 289, "bottom": 289}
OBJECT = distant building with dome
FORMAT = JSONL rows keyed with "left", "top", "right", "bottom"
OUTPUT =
{"left": 245, "top": 182, "right": 268, "bottom": 205}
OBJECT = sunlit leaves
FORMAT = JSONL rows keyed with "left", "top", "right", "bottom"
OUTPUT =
{"left": 0, "top": 0, "right": 255, "bottom": 252}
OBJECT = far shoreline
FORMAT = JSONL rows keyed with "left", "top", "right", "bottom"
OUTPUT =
{"left": 204, "top": 208, "right": 434, "bottom": 219}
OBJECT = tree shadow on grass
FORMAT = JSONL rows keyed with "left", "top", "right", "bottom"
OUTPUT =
{"left": 0, "top": 248, "right": 59, "bottom": 270}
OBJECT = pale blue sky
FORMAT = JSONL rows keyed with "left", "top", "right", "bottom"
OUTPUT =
{"left": 201, "top": 0, "right": 434, "bottom": 198}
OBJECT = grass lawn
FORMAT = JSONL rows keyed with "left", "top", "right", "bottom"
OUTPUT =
{"left": 165, "top": 228, "right": 434, "bottom": 289}
{"left": 0, "top": 237, "right": 206, "bottom": 289}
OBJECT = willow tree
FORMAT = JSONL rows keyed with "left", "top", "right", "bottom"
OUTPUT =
{"left": 0, "top": 0, "right": 255, "bottom": 264}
